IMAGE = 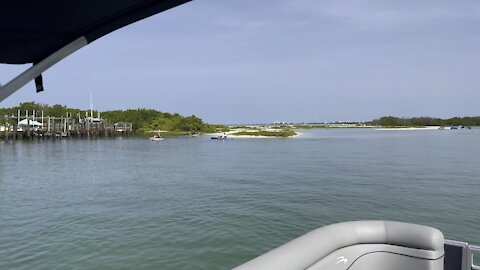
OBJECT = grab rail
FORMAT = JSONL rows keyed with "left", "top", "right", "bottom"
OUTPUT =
{"left": 470, "top": 244, "right": 480, "bottom": 270}
{"left": 445, "top": 239, "right": 480, "bottom": 270}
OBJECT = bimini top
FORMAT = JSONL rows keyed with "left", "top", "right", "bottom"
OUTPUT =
{"left": 0, "top": 0, "right": 191, "bottom": 102}
{"left": 0, "top": 0, "right": 190, "bottom": 64}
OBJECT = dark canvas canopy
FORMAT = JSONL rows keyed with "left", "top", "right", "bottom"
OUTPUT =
{"left": 0, "top": 0, "right": 191, "bottom": 101}
{"left": 0, "top": 0, "right": 191, "bottom": 65}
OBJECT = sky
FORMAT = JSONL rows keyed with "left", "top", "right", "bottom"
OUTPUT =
{"left": 1, "top": 0, "right": 479, "bottom": 124}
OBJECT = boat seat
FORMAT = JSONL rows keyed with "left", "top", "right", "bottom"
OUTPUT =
{"left": 234, "top": 220, "right": 445, "bottom": 270}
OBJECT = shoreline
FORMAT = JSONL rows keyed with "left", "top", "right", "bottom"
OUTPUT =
{"left": 375, "top": 126, "right": 440, "bottom": 131}
{"left": 213, "top": 132, "right": 302, "bottom": 139}
{"left": 208, "top": 127, "right": 301, "bottom": 138}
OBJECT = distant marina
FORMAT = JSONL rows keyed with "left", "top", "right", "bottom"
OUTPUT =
{"left": 0, "top": 109, "right": 132, "bottom": 141}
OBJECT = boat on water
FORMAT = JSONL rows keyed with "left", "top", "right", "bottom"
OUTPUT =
{"left": 1, "top": 2, "right": 477, "bottom": 270}
{"left": 439, "top": 126, "right": 472, "bottom": 130}
{"left": 150, "top": 133, "right": 164, "bottom": 141}
{"left": 211, "top": 133, "right": 230, "bottom": 140}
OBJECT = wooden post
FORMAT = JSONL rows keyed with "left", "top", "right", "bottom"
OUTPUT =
{"left": 67, "top": 113, "right": 71, "bottom": 137}
{"left": 1, "top": 123, "right": 5, "bottom": 141}
{"left": 13, "top": 119, "right": 17, "bottom": 141}
{"left": 33, "top": 110, "right": 36, "bottom": 140}
{"left": 41, "top": 110, "right": 44, "bottom": 138}
{"left": 5, "top": 127, "right": 8, "bottom": 141}
{"left": 76, "top": 113, "right": 79, "bottom": 137}
{"left": 46, "top": 116, "right": 50, "bottom": 138}
{"left": 61, "top": 116, "right": 64, "bottom": 135}
{"left": 75, "top": 118, "right": 78, "bottom": 137}
{"left": 1, "top": 116, "right": 5, "bottom": 141}
{"left": 26, "top": 111, "right": 31, "bottom": 140}
{"left": 53, "top": 117, "right": 56, "bottom": 140}
{"left": 72, "top": 118, "right": 76, "bottom": 138}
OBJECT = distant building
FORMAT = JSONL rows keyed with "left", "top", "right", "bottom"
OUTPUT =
{"left": 114, "top": 122, "right": 132, "bottom": 132}
{"left": 17, "top": 119, "right": 43, "bottom": 131}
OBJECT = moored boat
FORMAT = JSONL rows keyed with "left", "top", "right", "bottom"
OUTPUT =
{"left": 150, "top": 132, "right": 164, "bottom": 141}
{"left": 211, "top": 133, "right": 230, "bottom": 140}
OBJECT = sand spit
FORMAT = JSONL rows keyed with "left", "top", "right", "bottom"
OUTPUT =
{"left": 375, "top": 126, "right": 440, "bottom": 131}
{"left": 208, "top": 126, "right": 300, "bottom": 138}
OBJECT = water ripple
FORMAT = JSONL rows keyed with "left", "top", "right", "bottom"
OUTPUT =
{"left": 1, "top": 130, "right": 479, "bottom": 269}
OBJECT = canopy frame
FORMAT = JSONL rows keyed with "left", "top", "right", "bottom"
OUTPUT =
{"left": 0, "top": 37, "right": 88, "bottom": 102}
{"left": 0, "top": 0, "right": 192, "bottom": 102}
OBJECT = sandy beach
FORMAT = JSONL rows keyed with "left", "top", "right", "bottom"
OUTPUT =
{"left": 208, "top": 126, "right": 301, "bottom": 138}
{"left": 375, "top": 127, "right": 440, "bottom": 131}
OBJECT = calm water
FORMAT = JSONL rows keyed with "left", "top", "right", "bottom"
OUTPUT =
{"left": 1, "top": 128, "right": 479, "bottom": 269}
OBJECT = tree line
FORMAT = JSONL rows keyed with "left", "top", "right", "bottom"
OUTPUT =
{"left": 369, "top": 116, "right": 480, "bottom": 127}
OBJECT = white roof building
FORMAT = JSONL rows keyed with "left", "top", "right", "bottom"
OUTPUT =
{"left": 18, "top": 119, "right": 43, "bottom": 128}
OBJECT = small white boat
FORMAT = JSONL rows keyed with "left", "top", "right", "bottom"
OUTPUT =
{"left": 150, "top": 132, "right": 164, "bottom": 141}
{"left": 211, "top": 135, "right": 230, "bottom": 140}
{"left": 211, "top": 133, "right": 230, "bottom": 140}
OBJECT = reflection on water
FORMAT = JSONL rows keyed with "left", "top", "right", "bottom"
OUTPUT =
{"left": 1, "top": 128, "right": 479, "bottom": 269}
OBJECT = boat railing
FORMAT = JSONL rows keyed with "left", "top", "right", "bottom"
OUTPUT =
{"left": 471, "top": 244, "right": 480, "bottom": 270}
{"left": 445, "top": 239, "right": 480, "bottom": 270}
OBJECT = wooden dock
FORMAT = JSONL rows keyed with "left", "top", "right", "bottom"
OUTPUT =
{"left": 1, "top": 110, "right": 133, "bottom": 141}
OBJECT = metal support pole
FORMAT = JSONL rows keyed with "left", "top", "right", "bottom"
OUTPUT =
{"left": 0, "top": 37, "right": 88, "bottom": 102}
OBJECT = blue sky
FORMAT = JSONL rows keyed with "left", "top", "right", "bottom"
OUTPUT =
{"left": 1, "top": 0, "right": 479, "bottom": 123}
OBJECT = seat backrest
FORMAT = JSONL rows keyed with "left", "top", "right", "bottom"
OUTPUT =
{"left": 234, "top": 221, "right": 445, "bottom": 270}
